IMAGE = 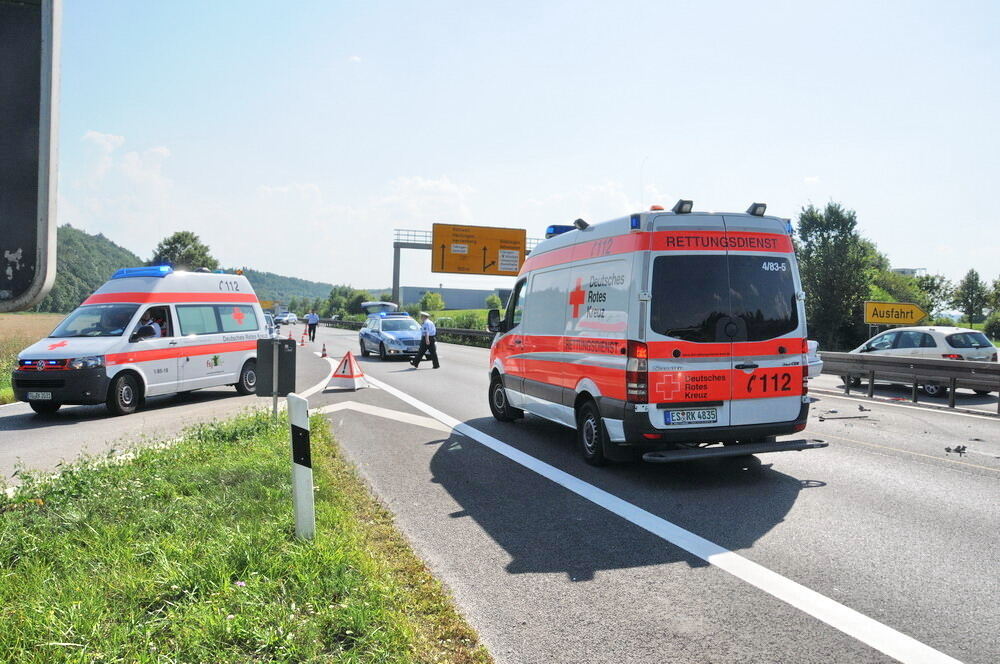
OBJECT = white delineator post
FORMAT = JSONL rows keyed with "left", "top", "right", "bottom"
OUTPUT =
{"left": 286, "top": 393, "right": 315, "bottom": 540}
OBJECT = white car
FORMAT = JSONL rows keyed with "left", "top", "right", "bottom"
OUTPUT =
{"left": 848, "top": 326, "right": 997, "bottom": 396}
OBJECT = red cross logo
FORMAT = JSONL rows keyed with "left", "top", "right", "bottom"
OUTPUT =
{"left": 47, "top": 340, "right": 68, "bottom": 351}
{"left": 568, "top": 278, "right": 587, "bottom": 318}
{"left": 653, "top": 373, "right": 685, "bottom": 401}
{"left": 231, "top": 307, "right": 246, "bottom": 325}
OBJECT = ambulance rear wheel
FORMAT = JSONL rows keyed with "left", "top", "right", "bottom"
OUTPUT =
{"left": 236, "top": 360, "right": 257, "bottom": 395}
{"left": 107, "top": 373, "right": 140, "bottom": 416}
{"left": 577, "top": 401, "right": 609, "bottom": 466}
{"left": 29, "top": 401, "right": 61, "bottom": 415}
{"left": 489, "top": 374, "right": 522, "bottom": 422}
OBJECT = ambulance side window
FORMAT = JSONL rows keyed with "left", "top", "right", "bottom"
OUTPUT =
{"left": 507, "top": 279, "right": 527, "bottom": 329}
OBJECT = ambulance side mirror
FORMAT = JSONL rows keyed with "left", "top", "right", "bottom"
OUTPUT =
{"left": 487, "top": 308, "right": 504, "bottom": 333}
{"left": 130, "top": 325, "right": 156, "bottom": 342}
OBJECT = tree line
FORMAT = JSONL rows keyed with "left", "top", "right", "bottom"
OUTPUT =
{"left": 797, "top": 202, "right": 1000, "bottom": 350}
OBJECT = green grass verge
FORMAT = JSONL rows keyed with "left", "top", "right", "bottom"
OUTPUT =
{"left": 0, "top": 412, "right": 491, "bottom": 664}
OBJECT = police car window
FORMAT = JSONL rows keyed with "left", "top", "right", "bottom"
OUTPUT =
{"left": 382, "top": 319, "right": 419, "bottom": 331}
{"left": 50, "top": 304, "right": 139, "bottom": 338}
{"left": 650, "top": 256, "right": 729, "bottom": 343}
{"left": 727, "top": 256, "right": 798, "bottom": 341}
{"left": 219, "top": 305, "right": 258, "bottom": 332}
{"left": 177, "top": 305, "right": 222, "bottom": 335}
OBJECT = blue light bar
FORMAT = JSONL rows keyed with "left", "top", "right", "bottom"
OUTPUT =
{"left": 111, "top": 265, "right": 173, "bottom": 279}
{"left": 545, "top": 225, "right": 575, "bottom": 239}
{"left": 630, "top": 214, "right": 641, "bottom": 230}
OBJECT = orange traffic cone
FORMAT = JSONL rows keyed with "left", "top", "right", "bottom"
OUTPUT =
{"left": 299, "top": 332, "right": 306, "bottom": 347}
{"left": 329, "top": 351, "right": 367, "bottom": 390}
{"left": 321, "top": 344, "right": 327, "bottom": 358}
{"left": 287, "top": 329, "right": 293, "bottom": 340}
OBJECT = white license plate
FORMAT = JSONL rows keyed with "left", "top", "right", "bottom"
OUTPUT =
{"left": 27, "top": 391, "right": 52, "bottom": 400}
{"left": 664, "top": 408, "right": 717, "bottom": 425}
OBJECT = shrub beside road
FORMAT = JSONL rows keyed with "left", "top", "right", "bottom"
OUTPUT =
{"left": 0, "top": 412, "right": 491, "bottom": 664}
{"left": 0, "top": 314, "right": 64, "bottom": 404}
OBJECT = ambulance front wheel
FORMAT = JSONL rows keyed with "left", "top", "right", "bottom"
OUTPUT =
{"left": 489, "top": 374, "right": 523, "bottom": 422}
{"left": 577, "top": 400, "right": 609, "bottom": 466}
{"left": 236, "top": 360, "right": 257, "bottom": 395}
{"left": 107, "top": 373, "right": 140, "bottom": 416}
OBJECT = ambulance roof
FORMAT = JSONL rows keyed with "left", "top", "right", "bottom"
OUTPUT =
{"left": 87, "top": 267, "right": 258, "bottom": 303}
{"left": 530, "top": 210, "right": 791, "bottom": 256}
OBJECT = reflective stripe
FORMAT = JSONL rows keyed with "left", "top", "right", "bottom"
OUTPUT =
{"left": 83, "top": 292, "right": 259, "bottom": 305}
{"left": 105, "top": 340, "right": 257, "bottom": 366}
{"left": 521, "top": 230, "right": 792, "bottom": 273}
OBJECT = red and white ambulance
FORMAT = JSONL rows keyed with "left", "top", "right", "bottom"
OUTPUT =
{"left": 13, "top": 265, "right": 267, "bottom": 416}
{"left": 486, "top": 201, "right": 826, "bottom": 464}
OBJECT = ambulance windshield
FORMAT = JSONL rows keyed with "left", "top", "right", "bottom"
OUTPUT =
{"left": 50, "top": 303, "right": 140, "bottom": 338}
{"left": 650, "top": 255, "right": 797, "bottom": 342}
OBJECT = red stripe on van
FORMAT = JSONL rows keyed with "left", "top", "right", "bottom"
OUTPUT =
{"left": 105, "top": 340, "right": 257, "bottom": 366}
{"left": 521, "top": 230, "right": 792, "bottom": 274}
{"left": 83, "top": 292, "right": 259, "bottom": 305}
{"left": 646, "top": 338, "right": 805, "bottom": 358}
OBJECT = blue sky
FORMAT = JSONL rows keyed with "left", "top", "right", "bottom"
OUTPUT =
{"left": 57, "top": 0, "right": 999, "bottom": 290}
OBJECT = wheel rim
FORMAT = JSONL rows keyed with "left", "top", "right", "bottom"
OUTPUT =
{"left": 492, "top": 382, "right": 506, "bottom": 411}
{"left": 245, "top": 368, "right": 256, "bottom": 387}
{"left": 924, "top": 384, "right": 941, "bottom": 396}
{"left": 121, "top": 383, "right": 134, "bottom": 406}
{"left": 582, "top": 415, "right": 598, "bottom": 455}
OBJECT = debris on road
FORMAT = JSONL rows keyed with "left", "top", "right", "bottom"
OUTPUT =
{"left": 944, "top": 445, "right": 968, "bottom": 457}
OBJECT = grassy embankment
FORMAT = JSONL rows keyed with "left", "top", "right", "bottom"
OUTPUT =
{"left": 0, "top": 313, "right": 63, "bottom": 404}
{"left": 0, "top": 412, "right": 491, "bottom": 663}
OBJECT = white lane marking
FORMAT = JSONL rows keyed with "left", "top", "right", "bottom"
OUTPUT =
{"left": 315, "top": 401, "right": 454, "bottom": 434}
{"left": 811, "top": 388, "right": 998, "bottom": 422}
{"left": 362, "top": 372, "right": 962, "bottom": 664}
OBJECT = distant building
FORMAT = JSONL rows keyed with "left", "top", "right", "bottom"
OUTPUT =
{"left": 393, "top": 286, "right": 511, "bottom": 310}
{"left": 891, "top": 267, "right": 926, "bottom": 278}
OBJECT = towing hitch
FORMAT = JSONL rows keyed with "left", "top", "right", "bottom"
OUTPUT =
{"left": 642, "top": 439, "right": 828, "bottom": 463}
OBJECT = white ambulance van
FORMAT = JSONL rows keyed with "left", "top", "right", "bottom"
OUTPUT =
{"left": 487, "top": 201, "right": 827, "bottom": 465}
{"left": 13, "top": 265, "right": 267, "bottom": 416}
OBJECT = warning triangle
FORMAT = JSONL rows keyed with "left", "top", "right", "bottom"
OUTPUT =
{"left": 329, "top": 351, "right": 367, "bottom": 390}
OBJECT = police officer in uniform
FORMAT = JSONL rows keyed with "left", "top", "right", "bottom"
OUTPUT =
{"left": 410, "top": 311, "right": 439, "bottom": 369}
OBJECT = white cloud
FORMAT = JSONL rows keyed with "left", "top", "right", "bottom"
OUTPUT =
{"left": 348, "top": 55, "right": 362, "bottom": 63}
{"left": 81, "top": 130, "right": 125, "bottom": 185}
{"left": 803, "top": 176, "right": 820, "bottom": 184}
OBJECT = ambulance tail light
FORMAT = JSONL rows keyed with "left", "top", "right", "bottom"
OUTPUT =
{"left": 626, "top": 340, "right": 648, "bottom": 403}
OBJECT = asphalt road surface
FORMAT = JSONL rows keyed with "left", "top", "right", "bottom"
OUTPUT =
{"left": 3, "top": 324, "right": 997, "bottom": 663}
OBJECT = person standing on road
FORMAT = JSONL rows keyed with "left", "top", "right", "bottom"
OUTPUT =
{"left": 410, "top": 311, "right": 439, "bottom": 369}
{"left": 306, "top": 310, "right": 320, "bottom": 341}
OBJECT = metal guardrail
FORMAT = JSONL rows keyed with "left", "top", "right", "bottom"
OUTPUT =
{"left": 819, "top": 351, "right": 1000, "bottom": 414}
{"left": 319, "top": 318, "right": 493, "bottom": 340}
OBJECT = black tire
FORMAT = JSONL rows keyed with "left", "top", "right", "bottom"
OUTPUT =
{"left": 29, "top": 401, "right": 61, "bottom": 415}
{"left": 842, "top": 375, "right": 862, "bottom": 388}
{"left": 921, "top": 383, "right": 946, "bottom": 397}
{"left": 974, "top": 389, "right": 991, "bottom": 396}
{"left": 379, "top": 342, "right": 388, "bottom": 361}
{"left": 107, "top": 373, "right": 140, "bottom": 416}
{"left": 360, "top": 339, "right": 370, "bottom": 357}
{"left": 488, "top": 374, "right": 522, "bottom": 422}
{"left": 236, "top": 360, "right": 257, "bottom": 395}
{"left": 576, "top": 400, "right": 609, "bottom": 466}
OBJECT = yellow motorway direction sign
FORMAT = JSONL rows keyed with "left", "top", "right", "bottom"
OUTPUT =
{"left": 864, "top": 301, "right": 928, "bottom": 325}
{"left": 431, "top": 223, "right": 527, "bottom": 276}
{"left": 259, "top": 300, "right": 276, "bottom": 310}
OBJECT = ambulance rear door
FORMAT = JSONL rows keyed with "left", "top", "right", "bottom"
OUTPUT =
{"left": 646, "top": 215, "right": 735, "bottom": 431}
{"left": 722, "top": 215, "right": 805, "bottom": 427}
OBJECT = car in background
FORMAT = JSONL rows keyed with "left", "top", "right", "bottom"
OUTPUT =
{"left": 263, "top": 313, "right": 278, "bottom": 338}
{"left": 274, "top": 312, "right": 298, "bottom": 325}
{"left": 807, "top": 340, "right": 823, "bottom": 378}
{"left": 359, "top": 312, "right": 423, "bottom": 360}
{"left": 847, "top": 326, "right": 997, "bottom": 396}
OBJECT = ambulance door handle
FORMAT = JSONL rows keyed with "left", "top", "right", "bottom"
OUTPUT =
{"left": 735, "top": 362, "right": 758, "bottom": 370}
{"left": 169, "top": 340, "right": 179, "bottom": 345}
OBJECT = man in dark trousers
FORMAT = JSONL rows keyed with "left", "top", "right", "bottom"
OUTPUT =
{"left": 305, "top": 310, "right": 320, "bottom": 341}
{"left": 410, "top": 311, "right": 439, "bottom": 369}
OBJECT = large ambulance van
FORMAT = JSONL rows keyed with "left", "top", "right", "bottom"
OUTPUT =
{"left": 13, "top": 266, "right": 267, "bottom": 416}
{"left": 486, "top": 201, "right": 827, "bottom": 465}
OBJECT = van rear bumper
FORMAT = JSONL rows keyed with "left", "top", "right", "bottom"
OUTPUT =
{"left": 12, "top": 368, "right": 110, "bottom": 405}
{"left": 620, "top": 401, "right": 810, "bottom": 444}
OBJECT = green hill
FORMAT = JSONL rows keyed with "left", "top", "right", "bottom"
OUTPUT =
{"left": 33, "top": 225, "right": 334, "bottom": 313}
{"left": 34, "top": 225, "right": 144, "bottom": 313}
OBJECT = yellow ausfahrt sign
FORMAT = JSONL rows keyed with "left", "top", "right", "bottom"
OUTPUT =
{"left": 864, "top": 301, "right": 928, "bottom": 325}
{"left": 431, "top": 223, "right": 527, "bottom": 276}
